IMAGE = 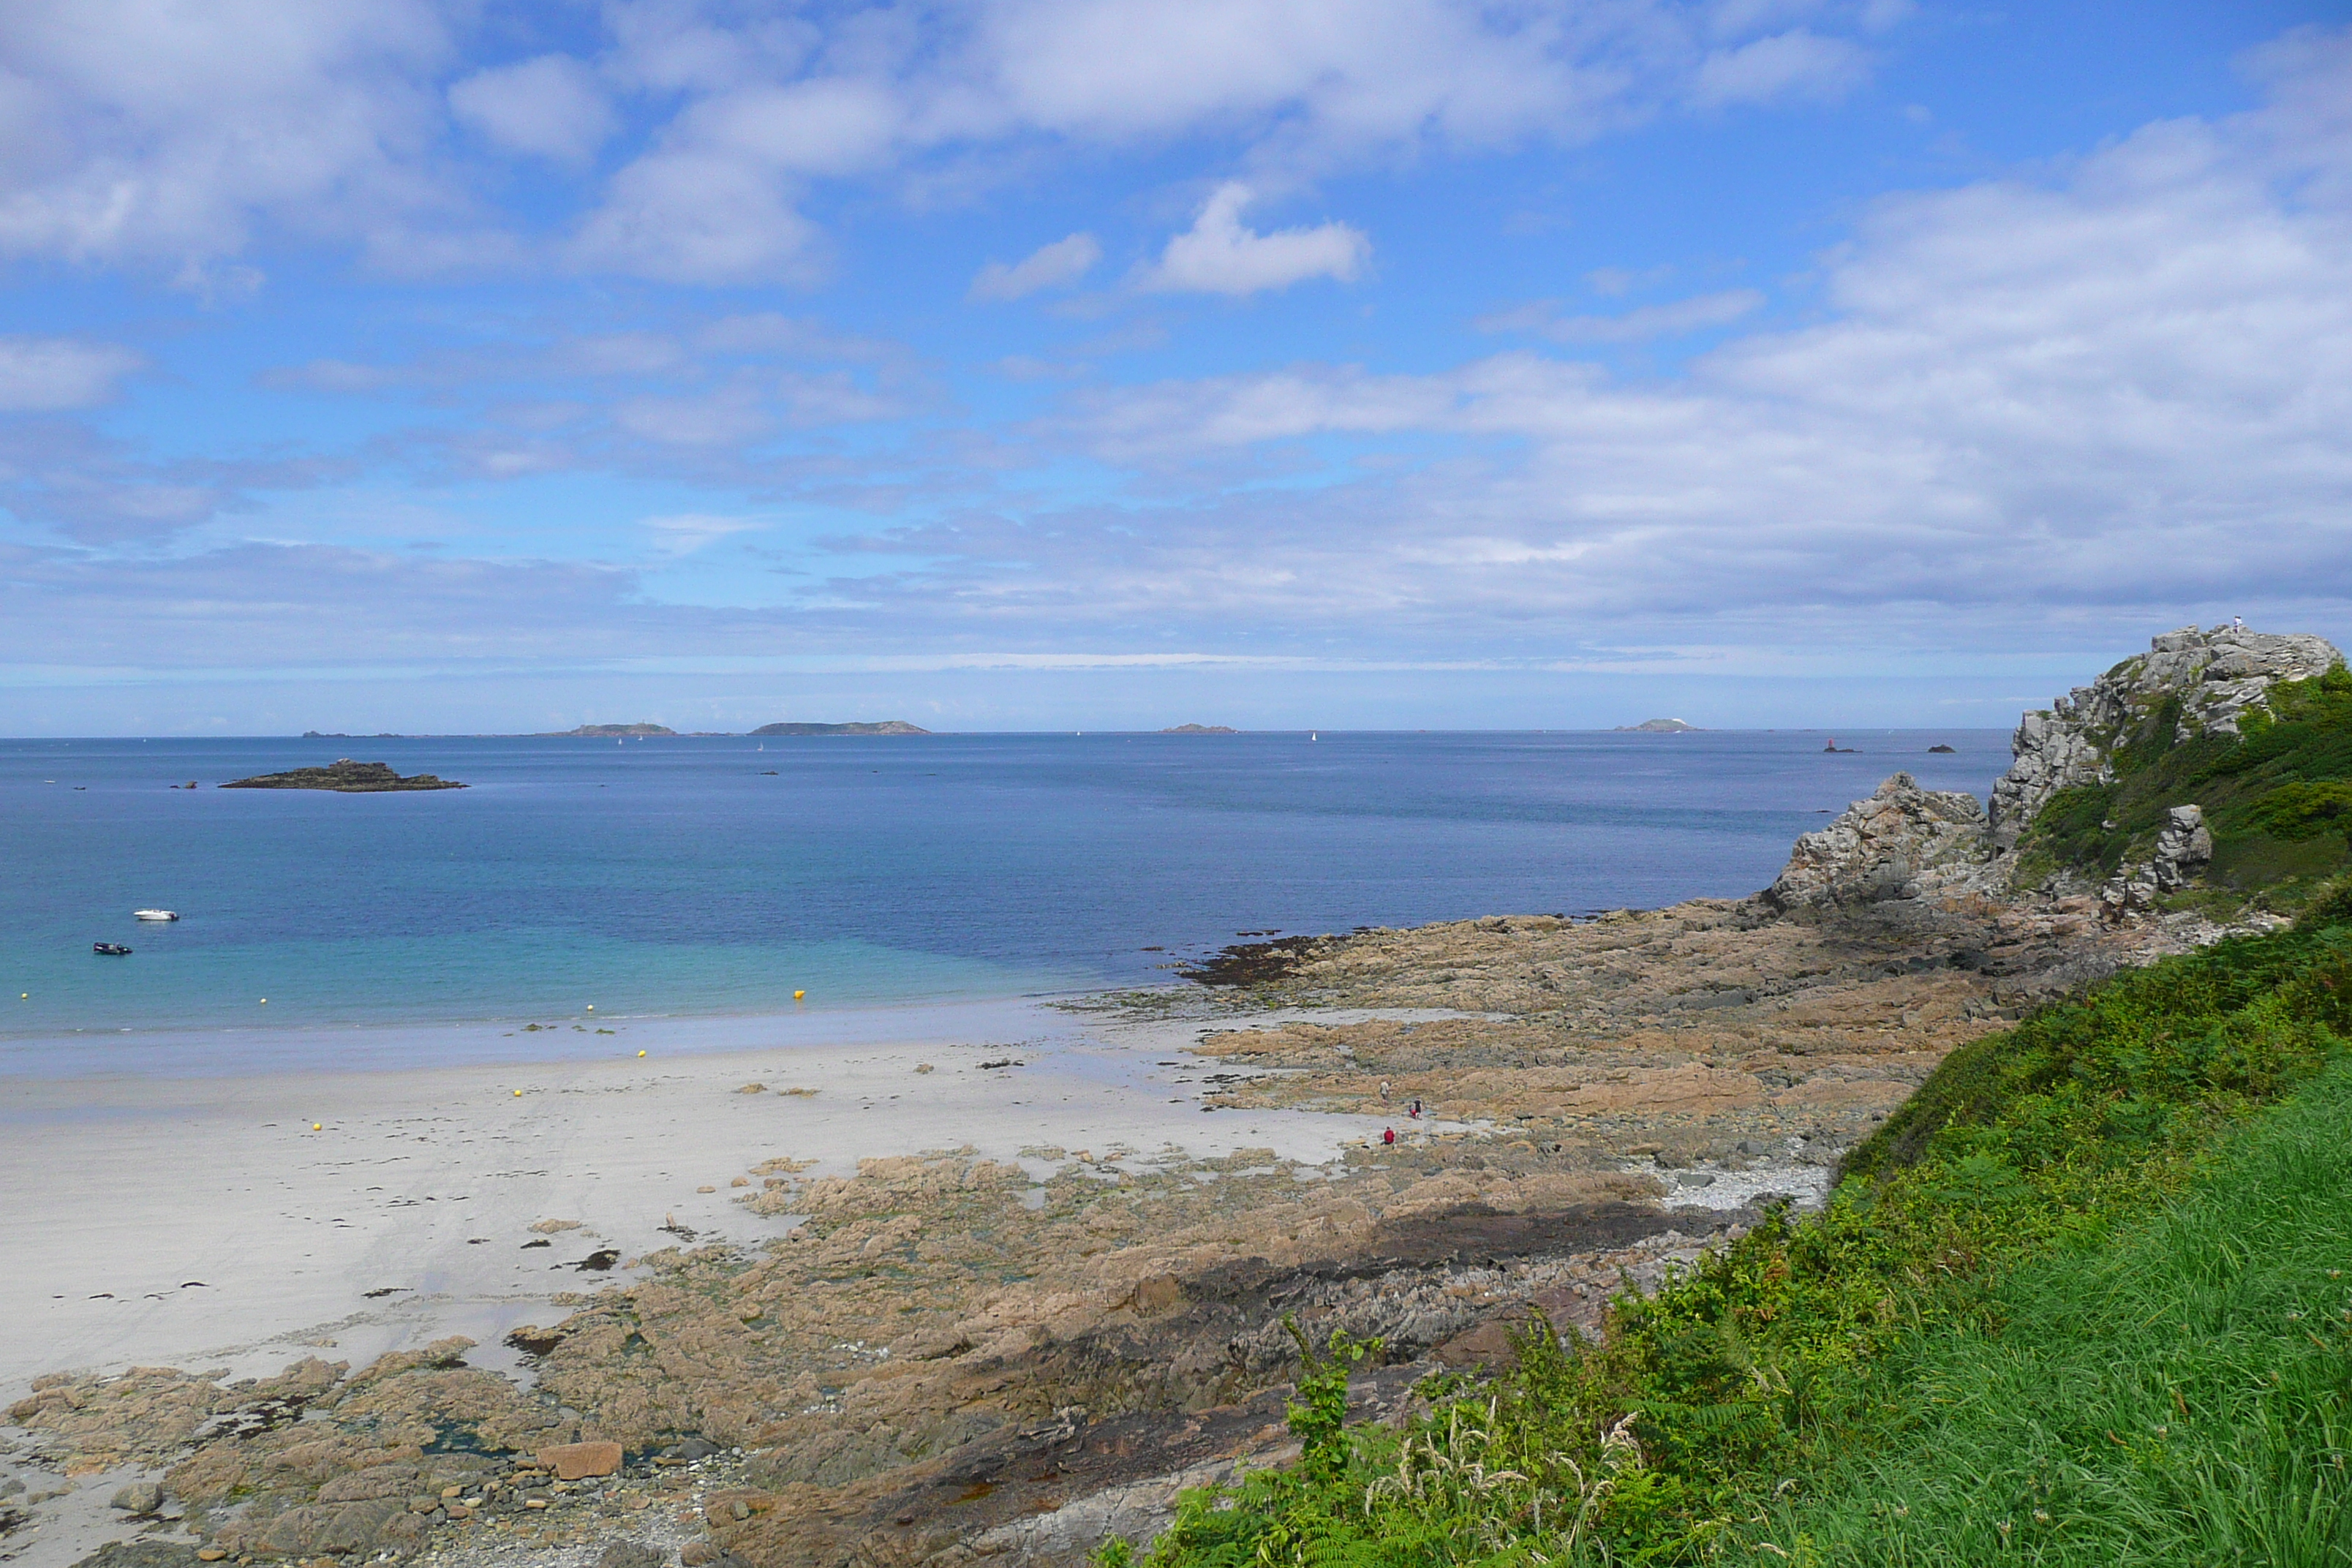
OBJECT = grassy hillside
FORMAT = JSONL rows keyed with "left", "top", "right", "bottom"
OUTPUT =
{"left": 2019, "top": 663, "right": 2352, "bottom": 899}
{"left": 1113, "top": 890, "right": 2352, "bottom": 1567}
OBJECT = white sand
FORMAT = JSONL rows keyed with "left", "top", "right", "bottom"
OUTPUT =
{"left": 1, "top": 1003, "right": 1414, "bottom": 1401}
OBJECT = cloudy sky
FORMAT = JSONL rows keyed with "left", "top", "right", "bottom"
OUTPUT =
{"left": 2, "top": 0, "right": 2348, "bottom": 734}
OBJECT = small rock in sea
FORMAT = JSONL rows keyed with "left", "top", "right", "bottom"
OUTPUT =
{"left": 598, "top": 1545, "right": 665, "bottom": 1568}
{"left": 109, "top": 1481, "right": 164, "bottom": 1515}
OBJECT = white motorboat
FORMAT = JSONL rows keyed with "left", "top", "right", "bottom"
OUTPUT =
{"left": 133, "top": 909, "right": 180, "bottom": 921}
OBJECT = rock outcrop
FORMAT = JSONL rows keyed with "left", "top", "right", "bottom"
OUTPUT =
{"left": 1989, "top": 626, "right": 2340, "bottom": 843}
{"left": 2098, "top": 804, "right": 2217, "bottom": 919}
{"left": 1765, "top": 774, "right": 1993, "bottom": 915}
{"left": 1761, "top": 625, "right": 2342, "bottom": 927}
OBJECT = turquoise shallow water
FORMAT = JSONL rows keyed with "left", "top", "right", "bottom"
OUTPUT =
{"left": 1, "top": 730, "right": 2008, "bottom": 1066}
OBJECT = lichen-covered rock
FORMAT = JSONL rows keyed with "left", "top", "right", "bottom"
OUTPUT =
{"left": 1991, "top": 626, "right": 2342, "bottom": 842}
{"left": 9, "top": 1368, "right": 235, "bottom": 1470}
{"left": 1765, "top": 773, "right": 1992, "bottom": 913}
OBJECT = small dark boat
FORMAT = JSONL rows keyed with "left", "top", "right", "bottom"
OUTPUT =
{"left": 93, "top": 942, "right": 132, "bottom": 956}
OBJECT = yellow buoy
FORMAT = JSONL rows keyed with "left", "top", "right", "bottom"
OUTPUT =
{"left": 259, "top": 998, "right": 268, "bottom": 1004}
{"left": 637, "top": 1049, "right": 647, "bottom": 1058}
{"left": 794, "top": 990, "right": 806, "bottom": 1001}
{"left": 513, "top": 1088, "right": 523, "bottom": 1097}
{"left": 586, "top": 1004, "right": 594, "bottom": 1011}
{"left": 311, "top": 1123, "right": 322, "bottom": 1131}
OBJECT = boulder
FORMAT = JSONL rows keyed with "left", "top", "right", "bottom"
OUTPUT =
{"left": 69, "top": 1545, "right": 202, "bottom": 1568}
{"left": 537, "top": 1440, "right": 623, "bottom": 1480}
{"left": 108, "top": 1482, "right": 163, "bottom": 1515}
{"left": 599, "top": 1544, "right": 667, "bottom": 1568}
{"left": 1765, "top": 774, "right": 1992, "bottom": 913}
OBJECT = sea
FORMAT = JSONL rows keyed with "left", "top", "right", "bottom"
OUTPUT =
{"left": 2, "top": 730, "right": 2008, "bottom": 1074}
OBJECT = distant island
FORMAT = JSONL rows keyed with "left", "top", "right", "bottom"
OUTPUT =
{"left": 750, "top": 720, "right": 930, "bottom": 736}
{"left": 1613, "top": 717, "right": 1700, "bottom": 733}
{"left": 1161, "top": 724, "right": 1238, "bottom": 734}
{"left": 302, "top": 731, "right": 403, "bottom": 739}
{"left": 221, "top": 760, "right": 465, "bottom": 792}
{"left": 545, "top": 723, "right": 676, "bottom": 737}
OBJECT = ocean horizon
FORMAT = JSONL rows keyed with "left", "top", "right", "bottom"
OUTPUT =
{"left": 4, "top": 729, "right": 2008, "bottom": 1074}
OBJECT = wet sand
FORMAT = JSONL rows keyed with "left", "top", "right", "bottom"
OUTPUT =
{"left": 0, "top": 1004, "right": 1422, "bottom": 1403}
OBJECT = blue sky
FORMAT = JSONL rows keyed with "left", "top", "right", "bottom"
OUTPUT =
{"left": 2, "top": 0, "right": 2349, "bottom": 734}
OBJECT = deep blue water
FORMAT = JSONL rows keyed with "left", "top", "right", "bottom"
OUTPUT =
{"left": 2, "top": 730, "right": 2008, "bottom": 1047}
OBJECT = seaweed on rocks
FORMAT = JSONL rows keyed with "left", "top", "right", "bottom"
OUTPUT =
{"left": 1177, "top": 935, "right": 1327, "bottom": 987}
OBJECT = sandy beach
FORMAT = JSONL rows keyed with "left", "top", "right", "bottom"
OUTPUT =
{"left": 0, "top": 1000, "right": 1416, "bottom": 1403}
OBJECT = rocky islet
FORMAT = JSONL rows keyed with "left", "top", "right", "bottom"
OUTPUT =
{"left": 216, "top": 761, "right": 465, "bottom": 793}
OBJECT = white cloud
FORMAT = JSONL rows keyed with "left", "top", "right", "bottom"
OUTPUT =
{"left": 448, "top": 54, "right": 614, "bottom": 164}
{"left": 1476, "top": 290, "right": 1765, "bottom": 342}
{"left": 1142, "top": 184, "right": 1368, "bottom": 295}
{"left": 900, "top": 37, "right": 2352, "bottom": 641}
{"left": 568, "top": 149, "right": 823, "bottom": 284}
{"left": 0, "top": 336, "right": 143, "bottom": 410}
{"left": 0, "top": 0, "right": 451, "bottom": 274}
{"left": 644, "top": 512, "right": 763, "bottom": 555}
{"left": 970, "top": 232, "right": 1101, "bottom": 301}
{"left": 1691, "top": 29, "right": 1872, "bottom": 109}
{"left": 611, "top": 384, "right": 772, "bottom": 447}
{"left": 0, "top": 0, "right": 1903, "bottom": 281}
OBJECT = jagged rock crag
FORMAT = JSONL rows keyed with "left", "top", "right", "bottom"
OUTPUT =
{"left": 1989, "top": 627, "right": 2340, "bottom": 844}
{"left": 1765, "top": 774, "right": 1993, "bottom": 916}
{"left": 1768, "top": 625, "right": 2342, "bottom": 927}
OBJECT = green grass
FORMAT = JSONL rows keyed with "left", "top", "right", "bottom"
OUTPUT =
{"left": 1119, "top": 900, "right": 2352, "bottom": 1568}
{"left": 2016, "top": 664, "right": 2352, "bottom": 897}
{"left": 1767, "top": 1060, "right": 2352, "bottom": 1565}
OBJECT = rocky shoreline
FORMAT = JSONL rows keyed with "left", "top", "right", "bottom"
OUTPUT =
{"left": 8, "top": 625, "right": 2336, "bottom": 1568}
